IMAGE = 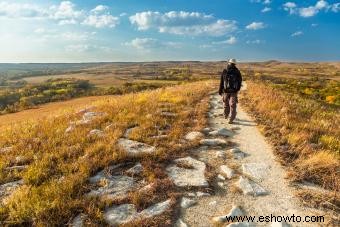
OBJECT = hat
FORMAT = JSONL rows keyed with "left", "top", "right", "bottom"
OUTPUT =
{"left": 228, "top": 58, "right": 237, "bottom": 64}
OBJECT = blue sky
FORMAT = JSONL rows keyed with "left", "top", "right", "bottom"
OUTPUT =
{"left": 0, "top": 0, "right": 339, "bottom": 62}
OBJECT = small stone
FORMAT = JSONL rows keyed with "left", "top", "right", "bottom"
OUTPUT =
{"left": 242, "top": 163, "right": 270, "bottom": 180}
{"left": 185, "top": 131, "right": 204, "bottom": 141}
{"left": 237, "top": 177, "right": 268, "bottom": 196}
{"left": 88, "top": 129, "right": 104, "bottom": 137}
{"left": 230, "top": 126, "right": 241, "bottom": 131}
{"left": 105, "top": 124, "right": 114, "bottom": 131}
{"left": 220, "top": 165, "right": 236, "bottom": 179}
{"left": 229, "top": 148, "right": 241, "bottom": 153}
{"left": 209, "top": 200, "right": 217, "bottom": 206}
{"left": 217, "top": 182, "right": 225, "bottom": 188}
{"left": 196, "top": 191, "right": 210, "bottom": 197}
{"left": 209, "top": 128, "right": 234, "bottom": 137}
{"left": 181, "top": 197, "right": 197, "bottom": 209}
{"left": 175, "top": 219, "right": 188, "bottom": 227}
{"left": 202, "top": 128, "right": 211, "bottom": 134}
{"left": 161, "top": 112, "right": 177, "bottom": 117}
{"left": 200, "top": 138, "right": 227, "bottom": 146}
{"left": 217, "top": 174, "right": 226, "bottom": 181}
{"left": 0, "top": 180, "right": 23, "bottom": 198}
{"left": 215, "top": 150, "right": 226, "bottom": 159}
{"left": 126, "top": 163, "right": 143, "bottom": 175}
{"left": 5, "top": 165, "right": 27, "bottom": 171}
{"left": 65, "top": 125, "right": 75, "bottom": 133}
{"left": 187, "top": 192, "right": 196, "bottom": 197}
{"left": 83, "top": 111, "right": 105, "bottom": 121}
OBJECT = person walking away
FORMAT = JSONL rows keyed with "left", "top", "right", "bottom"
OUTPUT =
{"left": 218, "top": 58, "right": 242, "bottom": 124}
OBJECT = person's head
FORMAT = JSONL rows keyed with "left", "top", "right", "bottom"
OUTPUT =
{"left": 227, "top": 58, "right": 237, "bottom": 66}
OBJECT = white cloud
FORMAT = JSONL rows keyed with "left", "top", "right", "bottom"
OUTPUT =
{"left": 212, "top": 36, "right": 237, "bottom": 45}
{"left": 246, "top": 22, "right": 266, "bottom": 30}
{"left": 91, "top": 5, "right": 109, "bottom": 13}
{"left": 65, "top": 44, "right": 90, "bottom": 52}
{"left": 124, "top": 38, "right": 181, "bottom": 50}
{"left": 0, "top": 1, "right": 47, "bottom": 18}
{"left": 129, "top": 11, "right": 237, "bottom": 36}
{"left": 311, "top": 23, "right": 318, "bottom": 27}
{"left": 291, "top": 31, "right": 303, "bottom": 37}
{"left": 251, "top": 0, "right": 271, "bottom": 4}
{"left": 283, "top": 1, "right": 339, "bottom": 17}
{"left": 83, "top": 14, "right": 119, "bottom": 28}
{"left": 119, "top": 13, "right": 127, "bottom": 17}
{"left": 283, "top": 2, "right": 297, "bottom": 14}
{"left": 261, "top": 7, "right": 271, "bottom": 13}
{"left": 246, "top": 39, "right": 264, "bottom": 44}
{"left": 50, "top": 1, "right": 83, "bottom": 21}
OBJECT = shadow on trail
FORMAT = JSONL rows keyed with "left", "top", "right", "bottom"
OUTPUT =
{"left": 233, "top": 119, "right": 257, "bottom": 127}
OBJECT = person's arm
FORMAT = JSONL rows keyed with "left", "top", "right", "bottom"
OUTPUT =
{"left": 219, "top": 70, "right": 225, "bottom": 95}
{"left": 237, "top": 70, "right": 242, "bottom": 92}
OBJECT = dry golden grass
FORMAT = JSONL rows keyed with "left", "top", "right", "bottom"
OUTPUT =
{"left": 241, "top": 80, "right": 339, "bottom": 204}
{"left": 0, "top": 80, "right": 215, "bottom": 226}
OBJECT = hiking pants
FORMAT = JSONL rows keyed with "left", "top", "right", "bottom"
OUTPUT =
{"left": 222, "top": 92, "right": 238, "bottom": 121}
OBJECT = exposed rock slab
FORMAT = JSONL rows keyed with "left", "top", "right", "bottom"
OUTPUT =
{"left": 242, "top": 163, "right": 270, "bottom": 180}
{"left": 0, "top": 146, "right": 13, "bottom": 153}
{"left": 118, "top": 138, "right": 156, "bottom": 156}
{"left": 185, "top": 131, "right": 204, "bottom": 141}
{"left": 199, "top": 138, "right": 227, "bottom": 146}
{"left": 87, "top": 175, "right": 136, "bottom": 200}
{"left": 71, "top": 214, "right": 87, "bottom": 227}
{"left": 175, "top": 219, "right": 188, "bottom": 227}
{"left": 104, "top": 199, "right": 171, "bottom": 225}
{"left": 209, "top": 128, "right": 234, "bottom": 137}
{"left": 83, "top": 111, "right": 105, "bottom": 121}
{"left": 166, "top": 157, "right": 208, "bottom": 187}
{"left": 0, "top": 180, "right": 23, "bottom": 198}
{"left": 88, "top": 129, "right": 104, "bottom": 137}
{"left": 236, "top": 177, "right": 268, "bottom": 196}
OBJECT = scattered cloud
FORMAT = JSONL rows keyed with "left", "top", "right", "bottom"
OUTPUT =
{"left": 212, "top": 36, "right": 237, "bottom": 45}
{"left": 291, "top": 31, "right": 303, "bottom": 37}
{"left": 311, "top": 23, "right": 318, "bottom": 27}
{"left": 123, "top": 38, "right": 181, "bottom": 50}
{"left": 246, "top": 22, "right": 266, "bottom": 30}
{"left": 283, "top": 2, "right": 297, "bottom": 14}
{"left": 0, "top": 1, "right": 119, "bottom": 28}
{"left": 251, "top": 0, "right": 271, "bottom": 4}
{"left": 283, "top": 1, "right": 339, "bottom": 17}
{"left": 261, "top": 7, "right": 271, "bottom": 13}
{"left": 129, "top": 11, "right": 237, "bottom": 36}
{"left": 246, "top": 39, "right": 264, "bottom": 44}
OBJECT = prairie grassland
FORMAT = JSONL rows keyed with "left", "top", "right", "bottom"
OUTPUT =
{"left": 241, "top": 79, "right": 339, "bottom": 208}
{"left": 0, "top": 80, "right": 215, "bottom": 226}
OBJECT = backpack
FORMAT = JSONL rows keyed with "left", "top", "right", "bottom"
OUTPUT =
{"left": 223, "top": 70, "right": 240, "bottom": 92}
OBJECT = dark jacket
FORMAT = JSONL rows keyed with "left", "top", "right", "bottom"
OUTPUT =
{"left": 219, "top": 64, "right": 242, "bottom": 94}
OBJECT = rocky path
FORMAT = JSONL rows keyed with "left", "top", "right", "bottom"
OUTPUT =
{"left": 177, "top": 89, "right": 323, "bottom": 226}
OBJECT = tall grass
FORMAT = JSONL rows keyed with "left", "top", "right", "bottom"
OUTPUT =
{"left": 0, "top": 81, "right": 214, "bottom": 226}
{"left": 241, "top": 80, "right": 339, "bottom": 192}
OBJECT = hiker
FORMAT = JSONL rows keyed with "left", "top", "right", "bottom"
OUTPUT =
{"left": 218, "top": 58, "right": 242, "bottom": 124}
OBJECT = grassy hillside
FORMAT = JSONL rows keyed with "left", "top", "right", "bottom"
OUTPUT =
{"left": 0, "top": 81, "right": 215, "bottom": 226}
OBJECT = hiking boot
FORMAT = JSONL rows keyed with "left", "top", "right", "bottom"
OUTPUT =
{"left": 224, "top": 115, "right": 228, "bottom": 119}
{"left": 228, "top": 120, "right": 233, "bottom": 124}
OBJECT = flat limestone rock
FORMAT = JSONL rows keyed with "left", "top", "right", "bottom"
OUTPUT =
{"left": 209, "top": 128, "right": 234, "bottom": 137}
{"left": 139, "top": 199, "right": 171, "bottom": 218}
{"left": 166, "top": 157, "right": 208, "bottom": 187}
{"left": 83, "top": 111, "right": 105, "bottom": 121}
{"left": 104, "top": 199, "right": 171, "bottom": 225}
{"left": 0, "top": 180, "right": 23, "bottom": 197}
{"left": 0, "top": 146, "right": 13, "bottom": 153}
{"left": 242, "top": 163, "right": 270, "bottom": 180}
{"left": 220, "top": 165, "right": 236, "bottom": 179}
{"left": 180, "top": 197, "right": 197, "bottom": 208}
{"left": 199, "top": 138, "right": 227, "bottom": 146}
{"left": 87, "top": 175, "right": 136, "bottom": 200}
{"left": 185, "top": 131, "right": 204, "bottom": 141}
{"left": 104, "top": 204, "right": 137, "bottom": 225}
{"left": 118, "top": 138, "right": 156, "bottom": 156}
{"left": 237, "top": 177, "right": 268, "bottom": 196}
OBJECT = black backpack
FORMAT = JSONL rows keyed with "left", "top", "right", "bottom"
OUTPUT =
{"left": 223, "top": 70, "right": 240, "bottom": 92}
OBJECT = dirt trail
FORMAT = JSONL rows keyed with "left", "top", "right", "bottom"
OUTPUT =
{"left": 179, "top": 84, "right": 324, "bottom": 227}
